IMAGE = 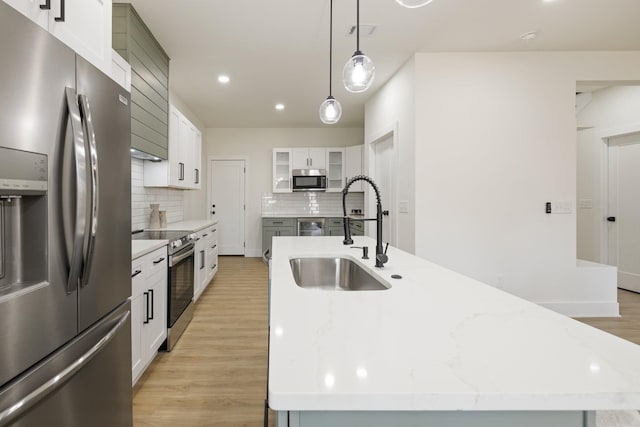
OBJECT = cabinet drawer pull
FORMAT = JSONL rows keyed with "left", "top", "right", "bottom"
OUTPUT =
{"left": 212, "top": 264, "right": 217, "bottom": 270}
{"left": 131, "top": 269, "right": 142, "bottom": 278}
{"left": 54, "top": 0, "right": 65, "bottom": 22}
{"left": 203, "top": 233, "right": 208, "bottom": 237}
{"left": 273, "top": 221, "right": 283, "bottom": 225}
{"left": 211, "top": 244, "right": 217, "bottom": 249}
{"left": 153, "top": 257, "right": 165, "bottom": 265}
{"left": 39, "top": 0, "right": 50, "bottom": 10}
{"left": 200, "top": 250, "right": 205, "bottom": 269}
{"left": 149, "top": 289, "right": 154, "bottom": 320}
{"left": 143, "top": 292, "right": 150, "bottom": 324}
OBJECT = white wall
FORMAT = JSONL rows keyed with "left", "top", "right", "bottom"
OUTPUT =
{"left": 366, "top": 51, "right": 640, "bottom": 316}
{"left": 577, "top": 86, "right": 640, "bottom": 262}
{"left": 205, "top": 128, "right": 364, "bottom": 256}
{"left": 364, "top": 58, "right": 416, "bottom": 254}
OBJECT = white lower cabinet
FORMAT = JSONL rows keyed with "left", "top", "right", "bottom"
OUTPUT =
{"left": 194, "top": 224, "right": 219, "bottom": 302}
{"left": 131, "top": 246, "right": 167, "bottom": 385}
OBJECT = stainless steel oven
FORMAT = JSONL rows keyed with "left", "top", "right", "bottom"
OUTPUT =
{"left": 166, "top": 242, "right": 195, "bottom": 350}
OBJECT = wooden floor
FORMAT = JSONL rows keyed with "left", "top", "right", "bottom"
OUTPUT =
{"left": 132, "top": 256, "right": 274, "bottom": 427}
{"left": 133, "top": 256, "right": 640, "bottom": 426}
{"left": 578, "top": 289, "right": 640, "bottom": 345}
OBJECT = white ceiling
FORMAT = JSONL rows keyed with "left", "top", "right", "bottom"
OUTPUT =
{"left": 128, "top": 0, "right": 640, "bottom": 128}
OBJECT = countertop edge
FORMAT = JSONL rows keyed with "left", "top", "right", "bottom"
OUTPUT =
{"left": 132, "top": 240, "right": 168, "bottom": 260}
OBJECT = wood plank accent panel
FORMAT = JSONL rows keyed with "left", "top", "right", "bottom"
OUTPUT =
{"left": 132, "top": 256, "right": 275, "bottom": 426}
{"left": 112, "top": 3, "right": 169, "bottom": 160}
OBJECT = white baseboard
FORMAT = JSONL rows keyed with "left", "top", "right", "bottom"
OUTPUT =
{"left": 537, "top": 301, "right": 620, "bottom": 318}
{"left": 245, "top": 248, "right": 263, "bottom": 258}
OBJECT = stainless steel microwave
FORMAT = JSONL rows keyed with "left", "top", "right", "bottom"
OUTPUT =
{"left": 292, "top": 169, "right": 327, "bottom": 191}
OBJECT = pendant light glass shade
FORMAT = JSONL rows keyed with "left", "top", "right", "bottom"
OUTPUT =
{"left": 342, "top": 51, "right": 375, "bottom": 93}
{"left": 396, "top": 0, "right": 434, "bottom": 7}
{"left": 319, "top": 0, "right": 341, "bottom": 124}
{"left": 343, "top": 0, "right": 375, "bottom": 93}
{"left": 319, "top": 96, "right": 342, "bottom": 124}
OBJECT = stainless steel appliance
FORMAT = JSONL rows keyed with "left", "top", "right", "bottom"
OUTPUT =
{"left": 132, "top": 230, "right": 195, "bottom": 351}
{"left": 0, "top": 3, "right": 132, "bottom": 425}
{"left": 297, "top": 218, "right": 325, "bottom": 236}
{"left": 292, "top": 169, "right": 327, "bottom": 192}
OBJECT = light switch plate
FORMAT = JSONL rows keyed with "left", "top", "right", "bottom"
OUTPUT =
{"left": 551, "top": 201, "right": 573, "bottom": 214}
{"left": 578, "top": 199, "right": 593, "bottom": 209}
{"left": 399, "top": 200, "right": 409, "bottom": 213}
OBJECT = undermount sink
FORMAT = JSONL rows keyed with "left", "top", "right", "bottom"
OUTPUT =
{"left": 289, "top": 257, "right": 390, "bottom": 291}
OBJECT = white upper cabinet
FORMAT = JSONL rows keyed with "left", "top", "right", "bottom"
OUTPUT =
{"left": 346, "top": 145, "right": 364, "bottom": 192}
{"left": 3, "top": 0, "right": 112, "bottom": 75}
{"left": 292, "top": 148, "right": 326, "bottom": 170}
{"left": 144, "top": 104, "right": 202, "bottom": 190}
{"left": 273, "top": 148, "right": 293, "bottom": 193}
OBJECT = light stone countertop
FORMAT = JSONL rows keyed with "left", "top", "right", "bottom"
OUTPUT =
{"left": 132, "top": 240, "right": 168, "bottom": 260}
{"left": 268, "top": 236, "right": 640, "bottom": 411}
{"left": 147, "top": 219, "right": 218, "bottom": 232}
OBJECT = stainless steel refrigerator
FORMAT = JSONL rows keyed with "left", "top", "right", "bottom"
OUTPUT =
{"left": 0, "top": 3, "right": 133, "bottom": 426}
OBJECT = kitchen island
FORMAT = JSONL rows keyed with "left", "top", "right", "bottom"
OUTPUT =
{"left": 268, "top": 236, "right": 640, "bottom": 427}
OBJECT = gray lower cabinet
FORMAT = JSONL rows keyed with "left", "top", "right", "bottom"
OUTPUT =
{"left": 263, "top": 217, "right": 364, "bottom": 255}
{"left": 262, "top": 218, "right": 296, "bottom": 256}
{"left": 325, "top": 217, "right": 364, "bottom": 237}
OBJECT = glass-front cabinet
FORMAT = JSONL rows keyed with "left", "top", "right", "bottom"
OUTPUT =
{"left": 272, "top": 148, "right": 292, "bottom": 192}
{"left": 326, "top": 148, "right": 345, "bottom": 192}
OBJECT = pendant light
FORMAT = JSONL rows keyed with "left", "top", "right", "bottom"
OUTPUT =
{"left": 319, "top": 0, "right": 342, "bottom": 124}
{"left": 396, "top": 0, "right": 434, "bottom": 7}
{"left": 342, "top": 0, "right": 375, "bottom": 93}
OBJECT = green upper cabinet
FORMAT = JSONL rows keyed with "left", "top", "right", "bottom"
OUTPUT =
{"left": 113, "top": 3, "right": 169, "bottom": 160}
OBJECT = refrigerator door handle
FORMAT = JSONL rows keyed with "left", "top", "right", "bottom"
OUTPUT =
{"left": 64, "top": 87, "right": 87, "bottom": 294}
{"left": 0, "top": 310, "right": 130, "bottom": 426}
{"left": 78, "top": 94, "right": 99, "bottom": 288}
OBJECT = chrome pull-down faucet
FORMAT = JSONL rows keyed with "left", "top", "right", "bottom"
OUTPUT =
{"left": 342, "top": 175, "right": 388, "bottom": 268}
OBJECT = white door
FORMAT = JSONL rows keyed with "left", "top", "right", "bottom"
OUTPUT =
{"left": 210, "top": 160, "right": 245, "bottom": 255}
{"left": 607, "top": 135, "right": 640, "bottom": 292}
{"left": 373, "top": 134, "right": 396, "bottom": 246}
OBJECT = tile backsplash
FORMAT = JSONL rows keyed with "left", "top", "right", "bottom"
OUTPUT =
{"left": 262, "top": 192, "right": 365, "bottom": 216}
{"left": 131, "top": 158, "right": 184, "bottom": 230}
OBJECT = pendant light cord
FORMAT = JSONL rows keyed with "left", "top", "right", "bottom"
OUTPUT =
{"left": 329, "top": 0, "right": 333, "bottom": 96}
{"left": 356, "top": 0, "right": 360, "bottom": 52}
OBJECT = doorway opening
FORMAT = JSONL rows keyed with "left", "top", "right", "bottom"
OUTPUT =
{"left": 576, "top": 82, "right": 640, "bottom": 291}
{"left": 369, "top": 128, "right": 397, "bottom": 247}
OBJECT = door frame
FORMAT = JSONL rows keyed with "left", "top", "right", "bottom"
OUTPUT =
{"left": 207, "top": 156, "right": 248, "bottom": 255}
{"left": 366, "top": 122, "right": 399, "bottom": 247}
{"left": 598, "top": 122, "right": 640, "bottom": 264}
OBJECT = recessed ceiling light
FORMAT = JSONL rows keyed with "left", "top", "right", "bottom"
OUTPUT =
{"left": 520, "top": 30, "right": 538, "bottom": 41}
{"left": 275, "top": 103, "right": 285, "bottom": 111}
{"left": 217, "top": 75, "right": 230, "bottom": 84}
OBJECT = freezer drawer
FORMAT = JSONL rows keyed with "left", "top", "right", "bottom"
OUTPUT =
{"left": 0, "top": 302, "right": 132, "bottom": 427}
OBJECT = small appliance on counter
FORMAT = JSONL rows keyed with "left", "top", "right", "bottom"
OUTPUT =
{"left": 292, "top": 169, "right": 327, "bottom": 192}
{"left": 132, "top": 230, "right": 196, "bottom": 351}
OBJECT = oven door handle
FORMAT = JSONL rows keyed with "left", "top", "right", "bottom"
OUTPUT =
{"left": 169, "top": 247, "right": 195, "bottom": 267}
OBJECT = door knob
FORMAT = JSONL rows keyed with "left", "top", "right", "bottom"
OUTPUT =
{"left": 607, "top": 216, "right": 616, "bottom": 222}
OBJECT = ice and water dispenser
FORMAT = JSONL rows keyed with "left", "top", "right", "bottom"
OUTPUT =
{"left": 0, "top": 146, "right": 48, "bottom": 297}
